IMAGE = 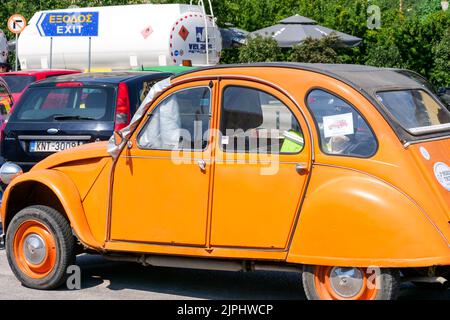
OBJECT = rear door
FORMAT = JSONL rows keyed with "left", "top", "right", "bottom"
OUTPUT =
{"left": 211, "top": 80, "right": 312, "bottom": 249}
{"left": 2, "top": 84, "right": 116, "bottom": 168}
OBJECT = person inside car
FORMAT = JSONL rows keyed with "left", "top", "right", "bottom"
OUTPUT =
{"left": 0, "top": 62, "right": 11, "bottom": 73}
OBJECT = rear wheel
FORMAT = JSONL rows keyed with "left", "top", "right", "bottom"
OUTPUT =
{"left": 6, "top": 205, "right": 76, "bottom": 290}
{"left": 302, "top": 265, "right": 400, "bottom": 300}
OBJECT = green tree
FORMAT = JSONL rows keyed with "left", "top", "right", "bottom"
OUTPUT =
{"left": 430, "top": 28, "right": 450, "bottom": 87}
{"left": 365, "top": 45, "right": 404, "bottom": 68}
{"left": 238, "top": 35, "right": 281, "bottom": 63}
{"left": 414, "top": 0, "right": 443, "bottom": 17}
{"left": 290, "top": 34, "right": 341, "bottom": 64}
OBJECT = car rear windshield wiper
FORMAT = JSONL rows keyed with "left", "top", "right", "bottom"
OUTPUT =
{"left": 53, "top": 115, "right": 97, "bottom": 121}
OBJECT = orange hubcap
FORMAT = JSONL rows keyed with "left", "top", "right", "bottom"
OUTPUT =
{"left": 314, "top": 266, "right": 379, "bottom": 300}
{"left": 13, "top": 220, "right": 57, "bottom": 279}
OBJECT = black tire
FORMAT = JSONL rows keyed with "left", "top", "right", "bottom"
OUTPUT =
{"left": 6, "top": 205, "right": 76, "bottom": 290}
{"left": 302, "top": 265, "right": 401, "bottom": 300}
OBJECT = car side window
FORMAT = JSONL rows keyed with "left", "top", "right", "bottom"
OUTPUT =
{"left": 220, "top": 86, "right": 304, "bottom": 154}
{"left": 0, "top": 83, "right": 11, "bottom": 103}
{"left": 138, "top": 86, "right": 211, "bottom": 151}
{"left": 307, "top": 89, "right": 377, "bottom": 158}
{"left": 0, "top": 83, "right": 8, "bottom": 96}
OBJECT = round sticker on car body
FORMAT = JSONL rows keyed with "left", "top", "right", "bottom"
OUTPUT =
{"left": 419, "top": 146, "right": 430, "bottom": 160}
{"left": 434, "top": 162, "right": 450, "bottom": 191}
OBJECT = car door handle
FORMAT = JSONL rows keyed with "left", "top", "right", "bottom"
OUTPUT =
{"left": 197, "top": 160, "right": 207, "bottom": 172}
{"left": 296, "top": 163, "right": 309, "bottom": 175}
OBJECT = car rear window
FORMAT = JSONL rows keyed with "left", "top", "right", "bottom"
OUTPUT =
{"left": 307, "top": 89, "right": 378, "bottom": 158}
{"left": 1, "top": 75, "right": 36, "bottom": 93}
{"left": 11, "top": 86, "right": 115, "bottom": 122}
{"left": 376, "top": 89, "right": 450, "bottom": 135}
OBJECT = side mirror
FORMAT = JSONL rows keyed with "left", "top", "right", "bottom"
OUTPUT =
{"left": 108, "top": 131, "right": 126, "bottom": 159}
{"left": 113, "top": 131, "right": 124, "bottom": 146}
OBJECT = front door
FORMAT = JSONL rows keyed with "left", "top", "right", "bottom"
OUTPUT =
{"left": 110, "top": 81, "right": 216, "bottom": 246}
{"left": 211, "top": 80, "right": 312, "bottom": 249}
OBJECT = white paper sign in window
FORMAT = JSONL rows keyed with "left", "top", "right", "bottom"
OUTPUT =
{"left": 323, "top": 113, "right": 354, "bottom": 138}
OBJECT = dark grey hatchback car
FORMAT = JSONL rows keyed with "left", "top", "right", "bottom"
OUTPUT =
{"left": 1, "top": 71, "right": 172, "bottom": 171}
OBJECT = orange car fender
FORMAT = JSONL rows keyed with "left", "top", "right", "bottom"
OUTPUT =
{"left": 287, "top": 165, "right": 450, "bottom": 268}
{"left": 1, "top": 169, "right": 103, "bottom": 250}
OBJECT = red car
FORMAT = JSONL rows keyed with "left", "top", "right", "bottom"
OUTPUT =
{"left": 0, "top": 77, "right": 13, "bottom": 115}
{"left": 0, "top": 69, "right": 81, "bottom": 103}
{"left": 0, "top": 69, "right": 81, "bottom": 140}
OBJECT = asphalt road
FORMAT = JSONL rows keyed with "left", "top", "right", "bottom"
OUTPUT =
{"left": 0, "top": 235, "right": 449, "bottom": 300}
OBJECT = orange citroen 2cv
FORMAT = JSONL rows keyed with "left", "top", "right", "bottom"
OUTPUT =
{"left": 1, "top": 64, "right": 449, "bottom": 300}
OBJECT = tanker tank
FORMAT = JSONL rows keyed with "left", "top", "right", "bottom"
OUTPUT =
{"left": 18, "top": 3, "right": 222, "bottom": 71}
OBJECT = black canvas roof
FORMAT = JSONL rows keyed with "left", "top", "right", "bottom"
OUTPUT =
{"left": 176, "top": 63, "right": 447, "bottom": 143}
{"left": 283, "top": 63, "right": 426, "bottom": 94}
{"left": 179, "top": 63, "right": 425, "bottom": 94}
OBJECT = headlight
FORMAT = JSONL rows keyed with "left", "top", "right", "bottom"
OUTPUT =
{"left": 0, "top": 162, "right": 23, "bottom": 185}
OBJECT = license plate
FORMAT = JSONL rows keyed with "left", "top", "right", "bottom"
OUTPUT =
{"left": 29, "top": 141, "right": 85, "bottom": 153}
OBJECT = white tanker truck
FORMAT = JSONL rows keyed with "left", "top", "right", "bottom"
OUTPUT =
{"left": 17, "top": 2, "right": 222, "bottom": 71}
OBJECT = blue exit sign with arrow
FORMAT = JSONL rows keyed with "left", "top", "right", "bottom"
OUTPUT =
{"left": 37, "top": 12, "right": 99, "bottom": 37}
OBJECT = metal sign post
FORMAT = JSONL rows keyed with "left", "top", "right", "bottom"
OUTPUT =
{"left": 15, "top": 34, "right": 18, "bottom": 71}
{"left": 88, "top": 36, "right": 92, "bottom": 72}
{"left": 8, "top": 14, "right": 27, "bottom": 71}
{"left": 49, "top": 37, "right": 53, "bottom": 69}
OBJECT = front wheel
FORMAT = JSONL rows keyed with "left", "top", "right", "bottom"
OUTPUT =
{"left": 6, "top": 205, "right": 76, "bottom": 290}
{"left": 302, "top": 265, "right": 400, "bottom": 300}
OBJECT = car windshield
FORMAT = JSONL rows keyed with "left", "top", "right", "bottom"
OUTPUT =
{"left": 10, "top": 86, "right": 115, "bottom": 122}
{"left": 376, "top": 89, "right": 450, "bottom": 135}
{"left": 1, "top": 75, "right": 36, "bottom": 93}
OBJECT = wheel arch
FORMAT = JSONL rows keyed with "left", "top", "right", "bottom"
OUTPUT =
{"left": 2, "top": 169, "right": 103, "bottom": 250}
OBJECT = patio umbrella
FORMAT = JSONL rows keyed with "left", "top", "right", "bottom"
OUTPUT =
{"left": 250, "top": 14, "right": 362, "bottom": 48}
